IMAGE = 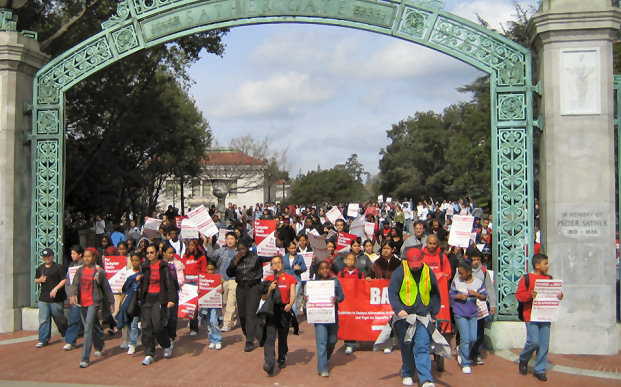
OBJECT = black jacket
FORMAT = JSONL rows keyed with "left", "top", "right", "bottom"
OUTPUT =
{"left": 138, "top": 260, "right": 177, "bottom": 304}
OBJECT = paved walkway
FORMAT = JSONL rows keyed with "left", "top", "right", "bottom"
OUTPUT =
{"left": 1, "top": 322, "right": 619, "bottom": 387}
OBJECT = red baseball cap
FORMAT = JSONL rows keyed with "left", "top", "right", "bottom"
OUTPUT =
{"left": 406, "top": 248, "right": 424, "bottom": 269}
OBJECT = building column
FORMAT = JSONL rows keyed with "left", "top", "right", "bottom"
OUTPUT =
{"left": 530, "top": 0, "right": 621, "bottom": 354}
{"left": 0, "top": 29, "right": 48, "bottom": 332}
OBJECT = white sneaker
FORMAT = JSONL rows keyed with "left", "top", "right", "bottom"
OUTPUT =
{"left": 384, "top": 347, "right": 392, "bottom": 354}
{"left": 209, "top": 342, "right": 216, "bottom": 349}
{"left": 189, "top": 331, "right": 197, "bottom": 336}
{"left": 142, "top": 355, "right": 154, "bottom": 365}
{"left": 344, "top": 346, "right": 353, "bottom": 355}
{"left": 476, "top": 356, "right": 484, "bottom": 365}
{"left": 462, "top": 366, "right": 472, "bottom": 374}
{"left": 163, "top": 346, "right": 172, "bottom": 358}
{"left": 220, "top": 325, "right": 229, "bottom": 332}
{"left": 127, "top": 345, "right": 136, "bottom": 355}
{"left": 402, "top": 377, "right": 414, "bottom": 386}
{"left": 94, "top": 349, "right": 103, "bottom": 357}
{"left": 62, "top": 343, "right": 74, "bottom": 351}
{"left": 421, "top": 382, "right": 435, "bottom": 387}
{"left": 215, "top": 343, "right": 222, "bottom": 350}
{"left": 457, "top": 354, "right": 462, "bottom": 366}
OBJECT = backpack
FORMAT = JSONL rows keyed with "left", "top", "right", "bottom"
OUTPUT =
{"left": 517, "top": 273, "right": 552, "bottom": 321}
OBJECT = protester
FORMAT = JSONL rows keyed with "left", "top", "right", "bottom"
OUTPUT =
{"left": 35, "top": 248, "right": 68, "bottom": 348}
{"left": 283, "top": 240, "right": 307, "bottom": 335}
{"left": 68, "top": 247, "right": 115, "bottom": 368}
{"left": 203, "top": 261, "right": 223, "bottom": 350}
{"left": 63, "top": 245, "right": 84, "bottom": 351}
{"left": 450, "top": 260, "right": 487, "bottom": 374}
{"left": 469, "top": 250, "right": 496, "bottom": 365}
{"left": 388, "top": 248, "right": 441, "bottom": 387}
{"left": 205, "top": 232, "right": 239, "bottom": 332}
{"left": 363, "top": 239, "right": 379, "bottom": 263}
{"left": 163, "top": 243, "right": 184, "bottom": 345}
{"left": 226, "top": 238, "right": 266, "bottom": 352}
{"left": 337, "top": 252, "right": 365, "bottom": 355}
{"left": 516, "top": 254, "right": 563, "bottom": 382}
{"left": 117, "top": 253, "right": 142, "bottom": 355}
{"left": 402, "top": 220, "right": 428, "bottom": 255}
{"left": 180, "top": 239, "right": 206, "bottom": 336}
{"left": 310, "top": 260, "right": 345, "bottom": 377}
{"left": 258, "top": 256, "right": 297, "bottom": 375}
{"left": 138, "top": 244, "right": 176, "bottom": 365}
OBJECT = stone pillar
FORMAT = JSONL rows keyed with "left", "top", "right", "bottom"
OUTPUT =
{"left": 530, "top": 0, "right": 621, "bottom": 354}
{"left": 0, "top": 30, "right": 48, "bottom": 333}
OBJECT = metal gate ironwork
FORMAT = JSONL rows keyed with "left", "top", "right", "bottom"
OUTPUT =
{"left": 30, "top": 0, "right": 535, "bottom": 318}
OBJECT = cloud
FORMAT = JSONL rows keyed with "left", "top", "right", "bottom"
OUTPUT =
{"left": 205, "top": 71, "right": 334, "bottom": 118}
{"left": 450, "top": 0, "right": 538, "bottom": 31}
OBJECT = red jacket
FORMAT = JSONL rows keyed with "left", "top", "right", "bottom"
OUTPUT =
{"left": 338, "top": 268, "right": 365, "bottom": 279}
{"left": 515, "top": 272, "right": 551, "bottom": 322}
{"left": 421, "top": 247, "right": 451, "bottom": 281}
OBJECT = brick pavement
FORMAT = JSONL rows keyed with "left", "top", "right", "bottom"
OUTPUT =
{"left": 1, "top": 322, "right": 620, "bottom": 387}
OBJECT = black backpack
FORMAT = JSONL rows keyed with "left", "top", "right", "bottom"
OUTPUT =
{"left": 517, "top": 273, "right": 552, "bottom": 321}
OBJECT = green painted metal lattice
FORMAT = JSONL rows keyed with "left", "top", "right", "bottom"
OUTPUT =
{"left": 31, "top": 0, "right": 535, "bottom": 317}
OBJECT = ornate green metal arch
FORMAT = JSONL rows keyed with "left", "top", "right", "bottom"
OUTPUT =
{"left": 31, "top": 0, "right": 534, "bottom": 318}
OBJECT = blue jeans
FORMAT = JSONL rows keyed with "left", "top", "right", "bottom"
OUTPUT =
{"left": 405, "top": 219, "right": 411, "bottom": 234}
{"left": 80, "top": 305, "right": 104, "bottom": 363}
{"left": 455, "top": 315, "right": 478, "bottom": 366}
{"left": 64, "top": 304, "right": 82, "bottom": 345}
{"left": 314, "top": 323, "right": 339, "bottom": 373}
{"left": 129, "top": 316, "right": 140, "bottom": 346}
{"left": 204, "top": 308, "right": 222, "bottom": 344}
{"left": 520, "top": 321, "right": 551, "bottom": 373}
{"left": 394, "top": 318, "right": 433, "bottom": 383}
{"left": 292, "top": 281, "right": 302, "bottom": 316}
{"left": 38, "top": 301, "right": 67, "bottom": 343}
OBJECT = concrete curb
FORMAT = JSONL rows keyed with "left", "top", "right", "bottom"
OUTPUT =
{"left": 495, "top": 350, "right": 621, "bottom": 381}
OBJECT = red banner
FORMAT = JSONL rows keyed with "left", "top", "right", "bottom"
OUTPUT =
{"left": 336, "top": 232, "right": 358, "bottom": 253}
{"left": 435, "top": 275, "right": 452, "bottom": 333}
{"left": 337, "top": 279, "right": 393, "bottom": 341}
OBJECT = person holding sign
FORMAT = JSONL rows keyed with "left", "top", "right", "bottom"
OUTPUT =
{"left": 449, "top": 260, "right": 487, "bottom": 375}
{"left": 259, "top": 256, "right": 297, "bottom": 375}
{"left": 181, "top": 239, "right": 207, "bottom": 336}
{"left": 309, "top": 261, "right": 345, "bottom": 377}
{"left": 203, "top": 261, "right": 223, "bottom": 350}
{"left": 516, "top": 254, "right": 563, "bottom": 382}
{"left": 205, "top": 232, "right": 239, "bottom": 332}
{"left": 388, "top": 248, "right": 441, "bottom": 387}
{"left": 469, "top": 250, "right": 496, "bottom": 366}
{"left": 138, "top": 244, "right": 176, "bottom": 365}
{"left": 68, "top": 248, "right": 115, "bottom": 368}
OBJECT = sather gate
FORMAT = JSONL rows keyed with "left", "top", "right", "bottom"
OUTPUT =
{"left": 30, "top": 0, "right": 534, "bottom": 319}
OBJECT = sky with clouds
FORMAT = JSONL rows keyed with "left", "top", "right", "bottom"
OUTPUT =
{"left": 188, "top": 0, "right": 539, "bottom": 177}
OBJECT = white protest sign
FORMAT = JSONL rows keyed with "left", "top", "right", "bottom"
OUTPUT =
{"left": 143, "top": 217, "right": 163, "bottom": 239}
{"left": 531, "top": 279, "right": 563, "bottom": 322}
{"left": 306, "top": 280, "right": 335, "bottom": 324}
{"left": 448, "top": 215, "right": 475, "bottom": 248}
{"left": 308, "top": 230, "right": 329, "bottom": 262}
{"left": 180, "top": 218, "right": 199, "bottom": 240}
{"left": 187, "top": 205, "right": 219, "bottom": 238}
{"left": 217, "top": 229, "right": 229, "bottom": 247}
{"left": 347, "top": 203, "right": 360, "bottom": 218}
{"left": 326, "top": 207, "right": 345, "bottom": 225}
{"left": 300, "top": 252, "right": 314, "bottom": 281}
{"left": 364, "top": 222, "right": 376, "bottom": 240}
{"left": 349, "top": 216, "right": 366, "bottom": 239}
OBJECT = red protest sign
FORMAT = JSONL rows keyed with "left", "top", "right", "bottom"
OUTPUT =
{"left": 337, "top": 279, "right": 393, "bottom": 341}
{"left": 336, "top": 232, "right": 358, "bottom": 253}
{"left": 103, "top": 256, "right": 127, "bottom": 293}
{"left": 198, "top": 274, "right": 222, "bottom": 308}
{"left": 254, "top": 220, "right": 278, "bottom": 256}
{"left": 178, "top": 284, "right": 198, "bottom": 320}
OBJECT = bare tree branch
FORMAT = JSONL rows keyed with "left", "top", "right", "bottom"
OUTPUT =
{"left": 40, "top": 0, "right": 101, "bottom": 52}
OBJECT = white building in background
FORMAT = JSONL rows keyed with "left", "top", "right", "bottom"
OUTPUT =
{"left": 158, "top": 149, "right": 267, "bottom": 212}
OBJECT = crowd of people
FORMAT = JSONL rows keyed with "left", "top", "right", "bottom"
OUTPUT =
{"left": 36, "top": 199, "right": 561, "bottom": 386}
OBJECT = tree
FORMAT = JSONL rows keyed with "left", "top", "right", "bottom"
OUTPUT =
{"left": 228, "top": 135, "right": 290, "bottom": 201}
{"left": 289, "top": 168, "right": 365, "bottom": 204}
{"left": 19, "top": 2, "right": 228, "bottom": 220}
{"left": 343, "top": 153, "right": 370, "bottom": 183}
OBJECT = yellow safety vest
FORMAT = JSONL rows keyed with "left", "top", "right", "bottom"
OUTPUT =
{"left": 399, "top": 261, "right": 431, "bottom": 306}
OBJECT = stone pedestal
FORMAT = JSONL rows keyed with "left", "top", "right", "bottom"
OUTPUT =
{"left": 530, "top": 0, "right": 621, "bottom": 354}
{"left": 0, "top": 31, "right": 48, "bottom": 333}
